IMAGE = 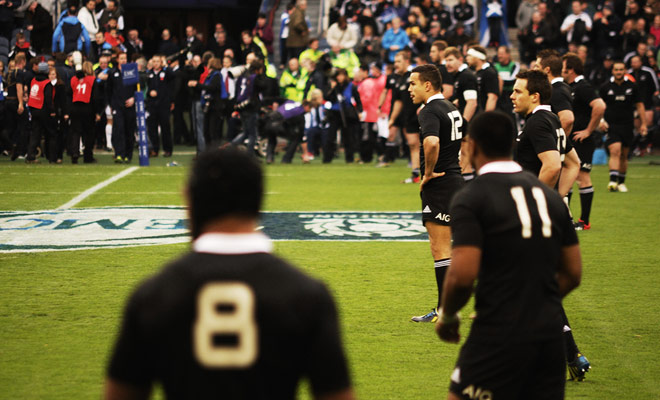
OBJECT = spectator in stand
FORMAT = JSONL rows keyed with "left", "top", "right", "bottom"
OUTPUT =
{"left": 650, "top": 15, "right": 660, "bottom": 47}
{"left": 279, "top": 2, "right": 294, "bottom": 68}
{"left": 328, "top": 46, "right": 361, "bottom": 78}
{"left": 253, "top": 13, "right": 274, "bottom": 57}
{"left": 104, "top": 24, "right": 126, "bottom": 52}
{"left": 0, "top": 0, "right": 17, "bottom": 40}
{"left": 589, "top": 52, "right": 614, "bottom": 87}
{"left": 592, "top": 3, "right": 622, "bottom": 59}
{"left": 430, "top": 0, "right": 452, "bottom": 34}
{"left": 98, "top": 0, "right": 124, "bottom": 32}
{"left": 183, "top": 25, "right": 204, "bottom": 59}
{"left": 287, "top": 0, "right": 309, "bottom": 60}
{"left": 90, "top": 32, "right": 112, "bottom": 63}
{"left": 8, "top": 32, "right": 36, "bottom": 62}
{"left": 327, "top": 16, "right": 359, "bottom": 51}
{"left": 453, "top": 0, "right": 477, "bottom": 36}
{"left": 240, "top": 30, "right": 263, "bottom": 65}
{"left": 624, "top": 41, "right": 649, "bottom": 66}
{"left": 158, "top": 29, "right": 179, "bottom": 57}
{"left": 52, "top": 2, "right": 91, "bottom": 55}
{"left": 357, "top": 6, "right": 379, "bottom": 36}
{"left": 299, "top": 37, "right": 324, "bottom": 65}
{"left": 280, "top": 57, "right": 313, "bottom": 102}
{"left": 515, "top": 0, "right": 536, "bottom": 34}
{"left": 382, "top": 17, "right": 410, "bottom": 63}
{"left": 342, "top": 0, "right": 365, "bottom": 22}
{"left": 125, "top": 29, "right": 142, "bottom": 60}
{"left": 520, "top": 11, "right": 554, "bottom": 64}
{"left": 24, "top": 0, "right": 53, "bottom": 54}
{"left": 356, "top": 25, "right": 383, "bottom": 65}
{"left": 78, "top": 0, "right": 99, "bottom": 38}
{"left": 446, "top": 22, "right": 472, "bottom": 50}
{"left": 561, "top": 0, "right": 593, "bottom": 45}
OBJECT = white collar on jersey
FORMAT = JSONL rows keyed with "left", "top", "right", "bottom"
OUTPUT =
{"left": 610, "top": 76, "right": 630, "bottom": 82}
{"left": 193, "top": 232, "right": 273, "bottom": 254}
{"left": 478, "top": 160, "right": 523, "bottom": 175}
{"left": 574, "top": 75, "right": 585, "bottom": 82}
{"left": 479, "top": 62, "right": 491, "bottom": 71}
{"left": 458, "top": 63, "right": 468, "bottom": 72}
{"left": 427, "top": 93, "right": 445, "bottom": 103}
{"left": 551, "top": 77, "right": 564, "bottom": 84}
{"left": 532, "top": 105, "right": 552, "bottom": 114}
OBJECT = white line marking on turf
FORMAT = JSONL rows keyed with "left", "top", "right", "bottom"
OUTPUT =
{"left": 58, "top": 167, "right": 139, "bottom": 210}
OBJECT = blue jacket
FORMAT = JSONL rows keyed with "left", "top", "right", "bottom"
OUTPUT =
{"left": 52, "top": 15, "right": 91, "bottom": 54}
{"left": 381, "top": 28, "right": 409, "bottom": 63}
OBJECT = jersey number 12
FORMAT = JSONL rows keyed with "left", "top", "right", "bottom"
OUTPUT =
{"left": 510, "top": 186, "right": 552, "bottom": 238}
{"left": 194, "top": 282, "right": 258, "bottom": 368}
{"left": 448, "top": 110, "right": 463, "bottom": 141}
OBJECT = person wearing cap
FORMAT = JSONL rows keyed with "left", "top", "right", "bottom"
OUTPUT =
{"left": 25, "top": 60, "right": 56, "bottom": 163}
{"left": 588, "top": 53, "right": 614, "bottom": 87}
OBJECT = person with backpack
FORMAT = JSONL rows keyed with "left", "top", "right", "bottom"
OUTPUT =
{"left": 52, "top": 2, "right": 91, "bottom": 55}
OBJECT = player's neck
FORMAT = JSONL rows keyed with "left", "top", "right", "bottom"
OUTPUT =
{"left": 202, "top": 218, "right": 259, "bottom": 234}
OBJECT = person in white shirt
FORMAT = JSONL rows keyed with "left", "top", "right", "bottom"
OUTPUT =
{"left": 560, "top": 0, "right": 592, "bottom": 44}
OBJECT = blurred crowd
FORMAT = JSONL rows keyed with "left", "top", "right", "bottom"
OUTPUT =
{"left": 0, "top": 0, "right": 658, "bottom": 166}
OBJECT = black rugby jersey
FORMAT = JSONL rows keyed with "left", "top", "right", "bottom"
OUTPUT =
{"left": 418, "top": 93, "right": 463, "bottom": 176}
{"left": 515, "top": 105, "right": 564, "bottom": 176}
{"left": 475, "top": 62, "right": 500, "bottom": 111}
{"left": 600, "top": 77, "right": 642, "bottom": 125}
{"left": 550, "top": 78, "right": 573, "bottom": 115}
{"left": 450, "top": 161, "right": 578, "bottom": 340}
{"left": 108, "top": 233, "right": 351, "bottom": 399}
{"left": 450, "top": 64, "right": 478, "bottom": 115}
{"left": 568, "top": 75, "right": 599, "bottom": 132}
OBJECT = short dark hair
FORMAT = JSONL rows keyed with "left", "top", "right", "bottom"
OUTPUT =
{"left": 468, "top": 111, "right": 516, "bottom": 158}
{"left": 412, "top": 64, "right": 442, "bottom": 90}
{"left": 187, "top": 148, "right": 263, "bottom": 239}
{"left": 516, "top": 69, "right": 552, "bottom": 105}
{"left": 562, "top": 52, "right": 584, "bottom": 76}
{"left": 537, "top": 49, "right": 562, "bottom": 77}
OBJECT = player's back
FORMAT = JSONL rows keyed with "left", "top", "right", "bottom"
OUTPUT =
{"left": 451, "top": 168, "right": 576, "bottom": 342}
{"left": 108, "top": 247, "right": 349, "bottom": 399}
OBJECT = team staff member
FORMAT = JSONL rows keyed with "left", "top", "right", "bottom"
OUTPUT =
{"left": 26, "top": 61, "right": 56, "bottom": 164}
{"left": 105, "top": 148, "right": 355, "bottom": 400}
{"left": 324, "top": 68, "right": 363, "bottom": 163}
{"left": 408, "top": 64, "right": 464, "bottom": 323}
{"left": 511, "top": 69, "right": 591, "bottom": 381}
{"left": 70, "top": 61, "right": 103, "bottom": 164}
{"left": 106, "top": 52, "right": 137, "bottom": 163}
{"left": 146, "top": 55, "right": 174, "bottom": 157}
{"left": 562, "top": 53, "right": 606, "bottom": 230}
{"left": 444, "top": 46, "right": 478, "bottom": 182}
{"left": 437, "top": 111, "right": 582, "bottom": 399}
{"left": 5, "top": 53, "right": 27, "bottom": 160}
{"left": 377, "top": 57, "right": 404, "bottom": 166}
{"left": 599, "top": 61, "right": 647, "bottom": 193}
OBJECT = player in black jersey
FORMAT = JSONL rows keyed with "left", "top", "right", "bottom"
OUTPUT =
{"left": 437, "top": 111, "right": 582, "bottom": 399}
{"left": 429, "top": 40, "right": 455, "bottom": 99}
{"left": 444, "top": 46, "right": 478, "bottom": 182}
{"left": 562, "top": 53, "right": 606, "bottom": 230}
{"left": 511, "top": 70, "right": 563, "bottom": 188}
{"left": 407, "top": 64, "right": 465, "bottom": 323}
{"left": 599, "top": 61, "right": 647, "bottom": 193}
{"left": 535, "top": 49, "right": 580, "bottom": 199}
{"left": 105, "top": 148, "right": 354, "bottom": 400}
{"left": 511, "top": 69, "right": 591, "bottom": 381}
{"left": 466, "top": 45, "right": 499, "bottom": 113}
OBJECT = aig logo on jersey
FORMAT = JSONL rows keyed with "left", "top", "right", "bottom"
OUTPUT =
{"left": 435, "top": 213, "right": 450, "bottom": 222}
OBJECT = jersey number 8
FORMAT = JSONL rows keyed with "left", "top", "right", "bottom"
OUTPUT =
{"left": 194, "top": 282, "right": 258, "bottom": 368}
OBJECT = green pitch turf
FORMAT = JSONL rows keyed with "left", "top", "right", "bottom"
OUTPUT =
{"left": 1, "top": 149, "right": 659, "bottom": 399}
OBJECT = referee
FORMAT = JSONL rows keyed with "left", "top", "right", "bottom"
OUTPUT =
{"left": 408, "top": 64, "right": 464, "bottom": 323}
{"left": 437, "top": 111, "right": 582, "bottom": 399}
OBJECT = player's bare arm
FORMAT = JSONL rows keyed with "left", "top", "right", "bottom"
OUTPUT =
{"left": 389, "top": 100, "right": 403, "bottom": 127}
{"left": 462, "top": 98, "right": 477, "bottom": 122}
{"left": 537, "top": 150, "right": 562, "bottom": 188}
{"left": 420, "top": 136, "right": 445, "bottom": 190}
{"left": 573, "top": 98, "right": 605, "bottom": 142}
{"left": 104, "top": 379, "right": 150, "bottom": 400}
{"left": 557, "top": 109, "right": 574, "bottom": 135}
{"left": 558, "top": 148, "right": 580, "bottom": 197}
{"left": 636, "top": 102, "right": 648, "bottom": 135}
{"left": 436, "top": 245, "right": 481, "bottom": 343}
{"left": 556, "top": 244, "right": 582, "bottom": 297}
{"left": 485, "top": 93, "right": 498, "bottom": 111}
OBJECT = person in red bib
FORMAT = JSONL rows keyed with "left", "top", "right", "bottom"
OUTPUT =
{"left": 70, "top": 61, "right": 102, "bottom": 163}
{"left": 26, "top": 61, "right": 56, "bottom": 163}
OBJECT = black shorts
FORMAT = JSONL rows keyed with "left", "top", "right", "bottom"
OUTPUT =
{"left": 403, "top": 113, "right": 420, "bottom": 134}
{"left": 420, "top": 174, "right": 464, "bottom": 226}
{"left": 606, "top": 123, "right": 634, "bottom": 148}
{"left": 570, "top": 134, "right": 595, "bottom": 172}
{"left": 449, "top": 335, "right": 566, "bottom": 400}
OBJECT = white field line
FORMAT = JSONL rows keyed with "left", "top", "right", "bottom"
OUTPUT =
{"left": 58, "top": 167, "right": 139, "bottom": 210}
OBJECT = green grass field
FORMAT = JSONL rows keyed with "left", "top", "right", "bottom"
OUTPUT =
{"left": 1, "top": 149, "right": 659, "bottom": 399}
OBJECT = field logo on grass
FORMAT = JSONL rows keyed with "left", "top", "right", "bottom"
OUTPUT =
{"left": 0, "top": 208, "right": 426, "bottom": 252}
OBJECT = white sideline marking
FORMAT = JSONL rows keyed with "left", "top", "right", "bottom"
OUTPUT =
{"left": 58, "top": 167, "right": 139, "bottom": 210}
